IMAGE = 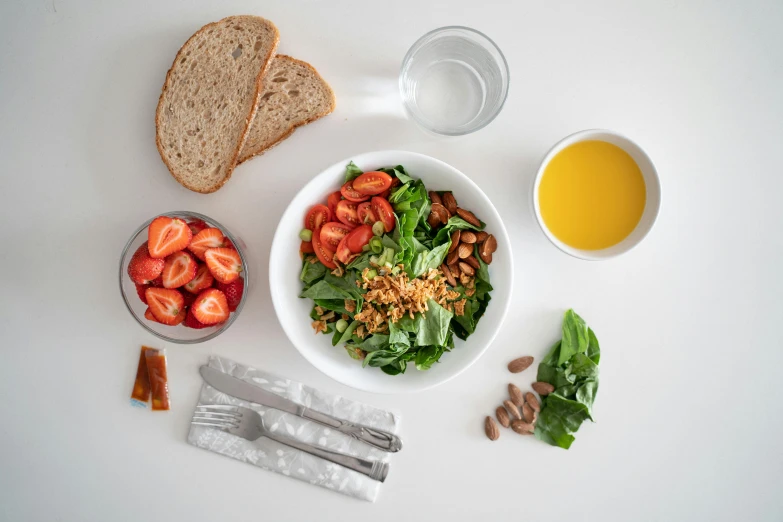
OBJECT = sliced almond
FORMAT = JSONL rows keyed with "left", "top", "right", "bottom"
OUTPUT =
{"left": 428, "top": 191, "right": 442, "bottom": 205}
{"left": 507, "top": 356, "right": 534, "bottom": 373}
{"left": 476, "top": 231, "right": 489, "bottom": 243}
{"left": 446, "top": 248, "right": 460, "bottom": 266}
{"left": 503, "top": 400, "right": 521, "bottom": 420}
{"left": 441, "top": 263, "right": 457, "bottom": 287}
{"left": 485, "top": 416, "right": 500, "bottom": 441}
{"left": 532, "top": 382, "right": 555, "bottom": 396}
{"left": 508, "top": 383, "right": 524, "bottom": 407}
{"left": 525, "top": 392, "right": 541, "bottom": 413}
{"left": 465, "top": 255, "right": 480, "bottom": 270}
{"left": 511, "top": 419, "right": 535, "bottom": 435}
{"left": 458, "top": 243, "right": 473, "bottom": 259}
{"left": 442, "top": 192, "right": 458, "bottom": 214}
{"left": 522, "top": 402, "right": 536, "bottom": 423}
{"left": 458, "top": 261, "right": 475, "bottom": 277}
{"left": 461, "top": 231, "right": 478, "bottom": 244}
{"left": 448, "top": 230, "right": 461, "bottom": 252}
{"left": 495, "top": 406, "right": 510, "bottom": 428}
{"left": 456, "top": 208, "right": 481, "bottom": 227}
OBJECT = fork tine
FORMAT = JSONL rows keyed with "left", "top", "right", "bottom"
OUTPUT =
{"left": 192, "top": 410, "right": 242, "bottom": 419}
{"left": 197, "top": 404, "right": 242, "bottom": 411}
{"left": 192, "top": 413, "right": 239, "bottom": 423}
{"left": 191, "top": 421, "right": 235, "bottom": 430}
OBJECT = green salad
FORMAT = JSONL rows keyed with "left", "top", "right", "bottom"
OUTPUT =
{"left": 299, "top": 162, "right": 497, "bottom": 375}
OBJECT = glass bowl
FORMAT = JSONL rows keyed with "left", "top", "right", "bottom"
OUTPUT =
{"left": 119, "top": 211, "right": 249, "bottom": 344}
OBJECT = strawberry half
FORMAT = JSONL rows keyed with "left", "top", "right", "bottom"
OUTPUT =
{"left": 148, "top": 216, "right": 193, "bottom": 259}
{"left": 216, "top": 278, "right": 244, "bottom": 312}
{"left": 188, "top": 228, "right": 225, "bottom": 261}
{"left": 187, "top": 219, "right": 208, "bottom": 236}
{"left": 192, "top": 288, "right": 230, "bottom": 325}
{"left": 162, "top": 250, "right": 197, "bottom": 289}
{"left": 184, "top": 263, "right": 214, "bottom": 294}
{"left": 135, "top": 283, "right": 149, "bottom": 304}
{"left": 145, "top": 287, "right": 185, "bottom": 325}
{"left": 144, "top": 307, "right": 160, "bottom": 323}
{"left": 184, "top": 306, "right": 210, "bottom": 329}
{"left": 128, "top": 242, "right": 165, "bottom": 284}
{"left": 205, "top": 248, "right": 242, "bottom": 284}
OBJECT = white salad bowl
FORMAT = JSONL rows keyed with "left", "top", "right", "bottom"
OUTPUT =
{"left": 269, "top": 150, "right": 513, "bottom": 394}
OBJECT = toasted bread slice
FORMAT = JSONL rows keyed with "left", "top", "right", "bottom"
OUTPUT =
{"left": 238, "top": 55, "right": 335, "bottom": 163}
{"left": 155, "top": 16, "right": 279, "bottom": 193}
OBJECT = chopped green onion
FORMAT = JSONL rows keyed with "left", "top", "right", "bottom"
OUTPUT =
{"left": 391, "top": 266, "right": 401, "bottom": 275}
{"left": 299, "top": 229, "right": 313, "bottom": 242}
{"left": 335, "top": 319, "right": 348, "bottom": 333}
{"left": 384, "top": 262, "right": 393, "bottom": 269}
{"left": 369, "top": 236, "right": 383, "bottom": 254}
{"left": 369, "top": 255, "right": 380, "bottom": 266}
{"left": 362, "top": 244, "right": 370, "bottom": 252}
{"left": 366, "top": 269, "right": 378, "bottom": 280}
{"left": 372, "top": 221, "right": 385, "bottom": 236}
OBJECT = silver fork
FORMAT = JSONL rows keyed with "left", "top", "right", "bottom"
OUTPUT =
{"left": 192, "top": 404, "right": 389, "bottom": 482}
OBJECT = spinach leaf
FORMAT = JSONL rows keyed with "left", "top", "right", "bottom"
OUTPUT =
{"left": 576, "top": 379, "right": 599, "bottom": 419}
{"left": 452, "top": 297, "right": 480, "bottom": 336}
{"left": 333, "top": 320, "right": 360, "bottom": 346}
{"left": 344, "top": 161, "right": 363, "bottom": 182}
{"left": 360, "top": 334, "right": 390, "bottom": 353}
{"left": 586, "top": 327, "right": 600, "bottom": 364}
{"left": 414, "top": 345, "right": 445, "bottom": 370}
{"left": 414, "top": 300, "right": 453, "bottom": 346}
{"left": 379, "top": 165, "right": 413, "bottom": 184}
{"left": 541, "top": 340, "right": 562, "bottom": 366}
{"left": 410, "top": 242, "right": 451, "bottom": 278}
{"left": 558, "top": 309, "right": 589, "bottom": 365}
{"left": 432, "top": 217, "right": 484, "bottom": 246}
{"left": 388, "top": 319, "right": 411, "bottom": 348}
{"left": 534, "top": 394, "right": 591, "bottom": 450}
{"left": 300, "top": 259, "right": 327, "bottom": 285}
{"left": 300, "top": 280, "right": 353, "bottom": 300}
{"left": 570, "top": 353, "right": 599, "bottom": 378}
{"left": 313, "top": 299, "right": 349, "bottom": 316}
{"left": 364, "top": 348, "right": 408, "bottom": 368}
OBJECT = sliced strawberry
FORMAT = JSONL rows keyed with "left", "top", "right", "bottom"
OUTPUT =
{"left": 184, "top": 263, "right": 214, "bottom": 294}
{"left": 135, "top": 283, "right": 149, "bottom": 304}
{"left": 187, "top": 219, "right": 208, "bottom": 236}
{"left": 188, "top": 228, "right": 225, "bottom": 261}
{"left": 148, "top": 216, "right": 193, "bottom": 259}
{"left": 145, "top": 287, "right": 185, "bottom": 325}
{"left": 184, "top": 306, "right": 210, "bottom": 329}
{"left": 161, "top": 250, "right": 197, "bottom": 289}
{"left": 216, "top": 278, "right": 244, "bottom": 312}
{"left": 192, "top": 289, "right": 230, "bottom": 325}
{"left": 144, "top": 307, "right": 160, "bottom": 323}
{"left": 127, "top": 242, "right": 165, "bottom": 284}
{"left": 205, "top": 248, "right": 242, "bottom": 284}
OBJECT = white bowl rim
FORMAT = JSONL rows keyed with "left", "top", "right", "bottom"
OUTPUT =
{"left": 269, "top": 150, "right": 514, "bottom": 393}
{"left": 531, "top": 129, "right": 662, "bottom": 261}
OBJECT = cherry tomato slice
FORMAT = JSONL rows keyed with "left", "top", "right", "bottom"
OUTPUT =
{"left": 344, "top": 224, "right": 374, "bottom": 254}
{"left": 340, "top": 181, "right": 369, "bottom": 203}
{"left": 311, "top": 228, "right": 336, "bottom": 269}
{"left": 304, "top": 204, "right": 331, "bottom": 230}
{"left": 326, "top": 191, "right": 342, "bottom": 218}
{"left": 357, "top": 202, "right": 378, "bottom": 225}
{"left": 300, "top": 240, "right": 315, "bottom": 254}
{"left": 320, "top": 222, "right": 352, "bottom": 250}
{"left": 335, "top": 235, "right": 354, "bottom": 264}
{"left": 335, "top": 200, "right": 360, "bottom": 229}
{"left": 352, "top": 171, "right": 393, "bottom": 196}
{"left": 371, "top": 197, "right": 395, "bottom": 233}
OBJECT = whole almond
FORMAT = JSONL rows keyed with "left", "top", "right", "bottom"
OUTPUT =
{"left": 428, "top": 191, "right": 442, "bottom": 205}
{"left": 485, "top": 416, "right": 500, "bottom": 441}
{"left": 441, "top": 263, "right": 457, "bottom": 287}
{"left": 481, "top": 234, "right": 497, "bottom": 255}
{"left": 465, "top": 255, "right": 480, "bottom": 270}
{"left": 442, "top": 192, "right": 458, "bottom": 214}
{"left": 458, "top": 243, "right": 473, "bottom": 259}
{"left": 508, "top": 383, "right": 524, "bottom": 407}
{"left": 427, "top": 212, "right": 441, "bottom": 228}
{"left": 450, "top": 261, "right": 462, "bottom": 278}
{"left": 458, "top": 261, "right": 475, "bottom": 277}
{"left": 479, "top": 249, "right": 493, "bottom": 265}
{"left": 522, "top": 402, "right": 536, "bottom": 423}
{"left": 475, "top": 231, "right": 489, "bottom": 243}
{"left": 495, "top": 406, "right": 510, "bottom": 428}
{"left": 446, "top": 248, "right": 460, "bottom": 266}
{"left": 532, "top": 382, "right": 555, "bottom": 396}
{"left": 525, "top": 392, "right": 541, "bottom": 412}
{"left": 461, "top": 231, "right": 478, "bottom": 244}
{"left": 503, "top": 400, "right": 522, "bottom": 420}
{"left": 430, "top": 202, "right": 450, "bottom": 224}
{"left": 456, "top": 208, "right": 481, "bottom": 227}
{"left": 511, "top": 419, "right": 535, "bottom": 435}
{"left": 507, "top": 356, "right": 534, "bottom": 373}
{"left": 448, "top": 230, "right": 461, "bottom": 252}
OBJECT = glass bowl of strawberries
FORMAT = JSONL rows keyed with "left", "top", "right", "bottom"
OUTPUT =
{"left": 119, "top": 211, "right": 249, "bottom": 344}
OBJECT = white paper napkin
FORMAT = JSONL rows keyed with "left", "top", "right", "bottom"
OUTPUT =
{"left": 187, "top": 356, "right": 400, "bottom": 502}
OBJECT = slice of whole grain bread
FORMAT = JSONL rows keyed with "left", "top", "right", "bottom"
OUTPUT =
{"left": 238, "top": 55, "right": 335, "bottom": 163}
{"left": 155, "top": 16, "right": 279, "bottom": 193}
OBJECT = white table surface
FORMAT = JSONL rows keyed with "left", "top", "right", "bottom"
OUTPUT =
{"left": 1, "top": 0, "right": 782, "bottom": 520}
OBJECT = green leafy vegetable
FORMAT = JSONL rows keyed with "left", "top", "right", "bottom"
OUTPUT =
{"left": 414, "top": 300, "right": 453, "bottom": 346}
{"left": 344, "top": 161, "right": 363, "bottom": 182}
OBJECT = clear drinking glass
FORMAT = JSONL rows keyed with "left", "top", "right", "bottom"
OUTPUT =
{"left": 399, "top": 26, "right": 510, "bottom": 136}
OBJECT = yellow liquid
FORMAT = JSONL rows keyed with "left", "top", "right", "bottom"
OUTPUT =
{"left": 539, "top": 140, "right": 646, "bottom": 250}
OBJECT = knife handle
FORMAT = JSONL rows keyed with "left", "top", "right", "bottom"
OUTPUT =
{"left": 302, "top": 408, "right": 403, "bottom": 452}
{"left": 265, "top": 432, "right": 389, "bottom": 482}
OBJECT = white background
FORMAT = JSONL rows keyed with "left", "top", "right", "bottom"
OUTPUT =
{"left": 1, "top": 0, "right": 781, "bottom": 520}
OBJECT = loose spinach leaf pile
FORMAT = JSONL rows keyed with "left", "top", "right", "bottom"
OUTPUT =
{"left": 534, "top": 309, "right": 600, "bottom": 449}
{"left": 299, "top": 162, "right": 493, "bottom": 375}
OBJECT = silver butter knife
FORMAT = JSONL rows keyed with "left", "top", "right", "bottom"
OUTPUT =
{"left": 199, "top": 365, "right": 403, "bottom": 452}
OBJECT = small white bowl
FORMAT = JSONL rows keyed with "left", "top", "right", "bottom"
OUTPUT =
{"left": 532, "top": 129, "right": 661, "bottom": 260}
{"left": 269, "top": 150, "right": 513, "bottom": 394}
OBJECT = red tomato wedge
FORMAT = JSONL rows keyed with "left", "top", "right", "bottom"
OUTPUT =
{"left": 344, "top": 224, "right": 374, "bottom": 253}
{"left": 320, "top": 222, "right": 352, "bottom": 250}
{"left": 326, "top": 191, "right": 342, "bottom": 217}
{"left": 188, "top": 228, "right": 225, "bottom": 261}
{"left": 352, "top": 171, "right": 393, "bottom": 196}
{"left": 300, "top": 240, "right": 315, "bottom": 254}
{"left": 145, "top": 288, "right": 185, "bottom": 325}
{"left": 304, "top": 204, "right": 331, "bottom": 230}
{"left": 371, "top": 197, "right": 395, "bottom": 233}
{"left": 161, "top": 251, "right": 198, "bottom": 289}
{"left": 311, "top": 228, "right": 337, "bottom": 269}
{"left": 147, "top": 216, "right": 193, "bottom": 259}
{"left": 204, "top": 247, "right": 242, "bottom": 284}
{"left": 335, "top": 200, "right": 361, "bottom": 228}
{"left": 357, "top": 202, "right": 378, "bottom": 225}
{"left": 192, "top": 288, "right": 229, "bottom": 325}
{"left": 335, "top": 235, "right": 354, "bottom": 264}
{"left": 340, "top": 180, "right": 369, "bottom": 202}
{"left": 184, "top": 263, "right": 214, "bottom": 294}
